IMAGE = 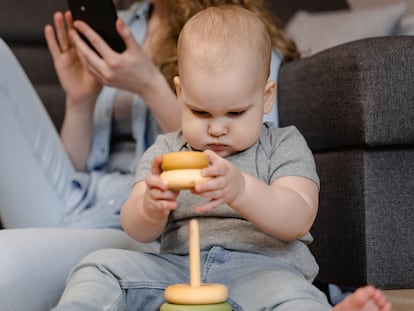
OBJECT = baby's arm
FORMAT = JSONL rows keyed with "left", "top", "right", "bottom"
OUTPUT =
{"left": 236, "top": 174, "right": 318, "bottom": 241}
{"left": 121, "top": 155, "right": 179, "bottom": 242}
{"left": 194, "top": 150, "right": 318, "bottom": 241}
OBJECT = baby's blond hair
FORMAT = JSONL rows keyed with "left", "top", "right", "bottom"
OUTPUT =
{"left": 177, "top": 5, "right": 271, "bottom": 80}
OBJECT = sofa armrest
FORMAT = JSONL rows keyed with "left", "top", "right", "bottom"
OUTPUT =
{"left": 278, "top": 36, "right": 414, "bottom": 151}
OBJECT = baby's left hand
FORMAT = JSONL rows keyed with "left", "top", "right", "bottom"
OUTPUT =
{"left": 193, "top": 150, "right": 245, "bottom": 213}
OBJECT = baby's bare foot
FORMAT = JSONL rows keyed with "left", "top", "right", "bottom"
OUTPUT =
{"left": 332, "top": 285, "right": 391, "bottom": 311}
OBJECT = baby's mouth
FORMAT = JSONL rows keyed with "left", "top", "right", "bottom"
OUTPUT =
{"left": 206, "top": 143, "right": 227, "bottom": 152}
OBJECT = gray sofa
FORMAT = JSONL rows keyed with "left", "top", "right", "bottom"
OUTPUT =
{"left": 278, "top": 36, "right": 414, "bottom": 290}
{"left": 1, "top": 0, "right": 413, "bottom": 292}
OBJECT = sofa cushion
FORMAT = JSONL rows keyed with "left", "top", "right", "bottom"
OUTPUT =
{"left": 278, "top": 36, "right": 414, "bottom": 150}
{"left": 10, "top": 45, "right": 59, "bottom": 84}
{"left": 311, "top": 148, "right": 414, "bottom": 289}
{"left": 0, "top": 0, "right": 136, "bottom": 44}
{"left": 0, "top": 1, "right": 68, "bottom": 44}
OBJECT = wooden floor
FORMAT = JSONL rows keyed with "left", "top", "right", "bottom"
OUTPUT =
{"left": 384, "top": 289, "right": 414, "bottom": 311}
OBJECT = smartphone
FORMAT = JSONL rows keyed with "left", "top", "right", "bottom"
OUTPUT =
{"left": 67, "top": 0, "right": 126, "bottom": 53}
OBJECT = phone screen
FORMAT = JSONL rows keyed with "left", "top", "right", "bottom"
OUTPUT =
{"left": 67, "top": 0, "right": 126, "bottom": 53}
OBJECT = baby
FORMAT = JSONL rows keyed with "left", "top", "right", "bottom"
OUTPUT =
{"left": 53, "top": 5, "right": 391, "bottom": 311}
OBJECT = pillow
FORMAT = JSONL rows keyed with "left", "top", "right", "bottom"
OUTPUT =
{"left": 347, "top": 0, "right": 414, "bottom": 15}
{"left": 347, "top": 0, "right": 414, "bottom": 35}
{"left": 398, "top": 14, "right": 414, "bottom": 34}
{"left": 285, "top": 3, "right": 407, "bottom": 57}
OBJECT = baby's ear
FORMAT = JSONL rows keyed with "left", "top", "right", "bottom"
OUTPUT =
{"left": 173, "top": 76, "right": 181, "bottom": 97}
{"left": 263, "top": 80, "right": 276, "bottom": 114}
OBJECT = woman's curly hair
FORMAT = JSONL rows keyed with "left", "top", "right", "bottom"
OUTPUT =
{"left": 149, "top": 0, "right": 299, "bottom": 91}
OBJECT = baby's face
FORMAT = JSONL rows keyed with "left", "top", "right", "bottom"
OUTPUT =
{"left": 175, "top": 47, "right": 274, "bottom": 157}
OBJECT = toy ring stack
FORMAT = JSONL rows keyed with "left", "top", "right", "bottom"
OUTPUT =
{"left": 160, "top": 219, "right": 231, "bottom": 311}
{"left": 160, "top": 152, "right": 211, "bottom": 190}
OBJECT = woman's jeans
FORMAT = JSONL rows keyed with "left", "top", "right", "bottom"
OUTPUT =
{"left": 0, "top": 38, "right": 159, "bottom": 310}
{"left": 0, "top": 228, "right": 159, "bottom": 311}
{"left": 53, "top": 247, "right": 332, "bottom": 311}
{"left": 0, "top": 38, "right": 75, "bottom": 228}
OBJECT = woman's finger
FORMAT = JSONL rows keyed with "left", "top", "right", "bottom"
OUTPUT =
{"left": 64, "top": 10, "right": 74, "bottom": 28}
{"left": 44, "top": 25, "right": 60, "bottom": 59}
{"left": 68, "top": 28, "right": 105, "bottom": 77}
{"left": 72, "top": 21, "right": 122, "bottom": 78}
{"left": 115, "top": 18, "right": 138, "bottom": 51}
{"left": 73, "top": 20, "right": 119, "bottom": 58}
{"left": 54, "top": 12, "right": 71, "bottom": 53}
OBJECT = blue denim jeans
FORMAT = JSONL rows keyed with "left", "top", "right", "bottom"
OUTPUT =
{"left": 0, "top": 228, "right": 159, "bottom": 311}
{"left": 53, "top": 246, "right": 332, "bottom": 310}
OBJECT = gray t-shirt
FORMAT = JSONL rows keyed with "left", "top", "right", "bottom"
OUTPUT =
{"left": 135, "top": 123, "right": 320, "bottom": 280}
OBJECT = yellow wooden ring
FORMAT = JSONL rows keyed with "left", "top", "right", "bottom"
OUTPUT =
{"left": 161, "top": 152, "right": 209, "bottom": 171}
{"left": 160, "top": 302, "right": 232, "bottom": 311}
{"left": 164, "top": 283, "right": 228, "bottom": 305}
{"left": 160, "top": 169, "right": 210, "bottom": 190}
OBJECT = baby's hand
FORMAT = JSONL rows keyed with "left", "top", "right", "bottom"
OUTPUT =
{"left": 193, "top": 150, "right": 245, "bottom": 213}
{"left": 143, "top": 155, "right": 180, "bottom": 219}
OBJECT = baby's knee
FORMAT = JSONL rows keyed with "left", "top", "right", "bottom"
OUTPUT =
{"left": 74, "top": 248, "right": 131, "bottom": 276}
{"left": 72, "top": 248, "right": 157, "bottom": 282}
{"left": 79, "top": 248, "right": 123, "bottom": 265}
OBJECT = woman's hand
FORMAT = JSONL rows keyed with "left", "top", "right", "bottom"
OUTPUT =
{"left": 67, "top": 16, "right": 181, "bottom": 132}
{"left": 192, "top": 150, "right": 245, "bottom": 213}
{"left": 44, "top": 11, "right": 102, "bottom": 107}
{"left": 68, "top": 18, "right": 160, "bottom": 96}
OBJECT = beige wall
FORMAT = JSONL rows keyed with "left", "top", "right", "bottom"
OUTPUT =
{"left": 348, "top": 0, "right": 414, "bottom": 15}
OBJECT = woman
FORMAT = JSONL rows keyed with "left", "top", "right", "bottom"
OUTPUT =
{"left": 0, "top": 0, "right": 298, "bottom": 310}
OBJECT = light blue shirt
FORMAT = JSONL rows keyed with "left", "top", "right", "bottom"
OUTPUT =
{"left": 86, "top": 2, "right": 158, "bottom": 174}
{"left": 64, "top": 3, "right": 155, "bottom": 228}
{"left": 264, "top": 49, "right": 282, "bottom": 126}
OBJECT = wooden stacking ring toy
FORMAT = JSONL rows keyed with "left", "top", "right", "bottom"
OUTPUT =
{"left": 160, "top": 152, "right": 211, "bottom": 190}
{"left": 160, "top": 302, "right": 231, "bottom": 311}
{"left": 160, "top": 219, "right": 231, "bottom": 311}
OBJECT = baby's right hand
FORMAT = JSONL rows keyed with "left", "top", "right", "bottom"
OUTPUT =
{"left": 142, "top": 155, "right": 180, "bottom": 219}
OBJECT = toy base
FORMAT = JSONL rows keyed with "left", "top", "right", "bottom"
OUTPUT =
{"left": 160, "top": 302, "right": 232, "bottom": 311}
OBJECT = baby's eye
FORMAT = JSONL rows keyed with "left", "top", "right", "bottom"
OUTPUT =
{"left": 227, "top": 111, "right": 246, "bottom": 117}
{"left": 192, "top": 110, "right": 210, "bottom": 118}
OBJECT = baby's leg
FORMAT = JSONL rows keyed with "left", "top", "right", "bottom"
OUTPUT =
{"left": 53, "top": 249, "right": 187, "bottom": 311}
{"left": 0, "top": 38, "right": 75, "bottom": 227}
{"left": 332, "top": 286, "right": 392, "bottom": 311}
{"left": 202, "top": 248, "right": 331, "bottom": 310}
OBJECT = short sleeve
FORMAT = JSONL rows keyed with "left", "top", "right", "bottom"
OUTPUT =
{"left": 268, "top": 126, "right": 319, "bottom": 188}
